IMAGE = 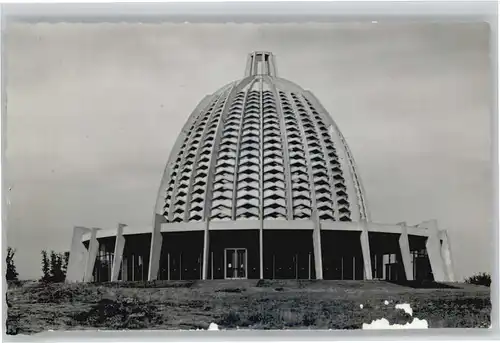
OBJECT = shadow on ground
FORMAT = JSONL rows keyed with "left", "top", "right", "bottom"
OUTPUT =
{"left": 386, "top": 280, "right": 461, "bottom": 289}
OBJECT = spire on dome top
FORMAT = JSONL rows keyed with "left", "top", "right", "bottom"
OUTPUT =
{"left": 245, "top": 51, "right": 277, "bottom": 77}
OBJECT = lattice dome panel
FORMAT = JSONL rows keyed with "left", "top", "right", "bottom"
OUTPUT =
{"left": 157, "top": 52, "right": 368, "bottom": 225}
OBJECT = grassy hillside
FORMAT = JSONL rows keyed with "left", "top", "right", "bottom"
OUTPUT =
{"left": 6, "top": 279, "right": 491, "bottom": 334}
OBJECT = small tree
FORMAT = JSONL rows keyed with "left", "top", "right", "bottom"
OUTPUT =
{"left": 49, "top": 250, "right": 57, "bottom": 280}
{"left": 53, "top": 253, "right": 65, "bottom": 282}
{"left": 6, "top": 247, "right": 19, "bottom": 281}
{"left": 465, "top": 272, "right": 491, "bottom": 287}
{"left": 62, "top": 251, "right": 70, "bottom": 275}
{"left": 41, "top": 250, "right": 50, "bottom": 282}
{"left": 41, "top": 250, "right": 69, "bottom": 282}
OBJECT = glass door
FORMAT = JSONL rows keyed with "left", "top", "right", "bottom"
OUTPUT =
{"left": 224, "top": 248, "right": 247, "bottom": 279}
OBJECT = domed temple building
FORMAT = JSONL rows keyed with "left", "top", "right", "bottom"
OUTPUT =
{"left": 66, "top": 52, "right": 455, "bottom": 283}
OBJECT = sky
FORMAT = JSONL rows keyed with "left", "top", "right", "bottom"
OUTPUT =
{"left": 5, "top": 22, "right": 492, "bottom": 281}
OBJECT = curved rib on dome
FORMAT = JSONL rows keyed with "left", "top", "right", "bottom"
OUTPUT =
{"left": 155, "top": 52, "right": 369, "bottom": 226}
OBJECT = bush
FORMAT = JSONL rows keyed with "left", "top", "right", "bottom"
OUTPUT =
{"left": 71, "top": 297, "right": 164, "bottom": 329}
{"left": 219, "top": 310, "right": 241, "bottom": 326}
{"left": 465, "top": 272, "right": 491, "bottom": 287}
{"left": 6, "top": 247, "right": 19, "bottom": 281}
{"left": 216, "top": 288, "right": 244, "bottom": 293}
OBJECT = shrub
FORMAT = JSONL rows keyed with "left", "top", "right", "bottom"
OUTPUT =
{"left": 219, "top": 310, "right": 241, "bottom": 327}
{"left": 465, "top": 272, "right": 491, "bottom": 287}
{"left": 71, "top": 297, "right": 163, "bottom": 329}
{"left": 6, "top": 247, "right": 19, "bottom": 281}
{"left": 216, "top": 288, "right": 244, "bottom": 293}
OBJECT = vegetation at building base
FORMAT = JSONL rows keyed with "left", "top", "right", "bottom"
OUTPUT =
{"left": 465, "top": 272, "right": 491, "bottom": 287}
{"left": 6, "top": 280, "right": 490, "bottom": 334}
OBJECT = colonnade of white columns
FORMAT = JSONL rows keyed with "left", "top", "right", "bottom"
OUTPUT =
{"left": 66, "top": 220, "right": 455, "bottom": 283}
{"left": 66, "top": 224, "right": 126, "bottom": 282}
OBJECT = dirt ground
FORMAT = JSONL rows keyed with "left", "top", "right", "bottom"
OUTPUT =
{"left": 6, "top": 279, "right": 491, "bottom": 334}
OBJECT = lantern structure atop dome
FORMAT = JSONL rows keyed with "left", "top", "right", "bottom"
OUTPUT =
{"left": 245, "top": 51, "right": 278, "bottom": 77}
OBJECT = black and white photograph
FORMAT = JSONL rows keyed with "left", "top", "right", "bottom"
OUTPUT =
{"left": 3, "top": 6, "right": 494, "bottom": 336}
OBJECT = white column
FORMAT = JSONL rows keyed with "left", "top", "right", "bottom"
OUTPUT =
{"left": 440, "top": 230, "right": 455, "bottom": 282}
{"left": 84, "top": 228, "right": 100, "bottom": 282}
{"left": 148, "top": 213, "right": 165, "bottom": 281}
{"left": 259, "top": 228, "right": 264, "bottom": 279}
{"left": 398, "top": 222, "right": 413, "bottom": 281}
{"left": 422, "top": 220, "right": 447, "bottom": 282}
{"left": 66, "top": 226, "right": 91, "bottom": 282}
{"left": 202, "top": 226, "right": 211, "bottom": 280}
{"left": 312, "top": 224, "right": 323, "bottom": 280}
{"left": 111, "top": 223, "right": 127, "bottom": 282}
{"left": 359, "top": 221, "right": 373, "bottom": 280}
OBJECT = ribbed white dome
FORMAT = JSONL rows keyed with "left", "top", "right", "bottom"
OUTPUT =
{"left": 156, "top": 51, "right": 369, "bottom": 225}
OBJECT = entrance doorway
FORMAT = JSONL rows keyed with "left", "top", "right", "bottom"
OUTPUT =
{"left": 224, "top": 248, "right": 247, "bottom": 279}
